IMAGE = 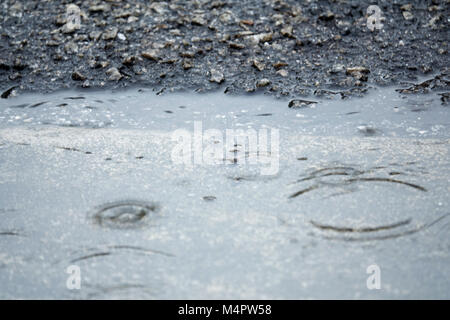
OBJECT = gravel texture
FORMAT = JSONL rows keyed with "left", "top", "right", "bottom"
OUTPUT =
{"left": 0, "top": 0, "right": 449, "bottom": 98}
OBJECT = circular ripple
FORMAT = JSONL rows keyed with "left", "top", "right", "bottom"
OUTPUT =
{"left": 89, "top": 200, "right": 160, "bottom": 229}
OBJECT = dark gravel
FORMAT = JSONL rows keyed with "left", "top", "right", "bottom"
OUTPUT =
{"left": 0, "top": 0, "right": 449, "bottom": 98}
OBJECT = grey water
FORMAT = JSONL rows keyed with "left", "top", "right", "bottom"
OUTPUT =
{"left": 0, "top": 85, "right": 449, "bottom": 299}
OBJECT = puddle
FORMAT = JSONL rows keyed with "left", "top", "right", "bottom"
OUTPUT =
{"left": 0, "top": 85, "right": 449, "bottom": 299}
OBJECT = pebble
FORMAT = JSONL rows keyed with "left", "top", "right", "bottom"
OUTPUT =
{"left": 209, "top": 69, "right": 224, "bottom": 84}
{"left": 319, "top": 11, "right": 335, "bottom": 21}
{"left": 330, "top": 64, "right": 345, "bottom": 74}
{"left": 182, "top": 60, "right": 194, "bottom": 70}
{"left": 192, "top": 15, "right": 207, "bottom": 26}
{"left": 346, "top": 66, "right": 370, "bottom": 81}
{"left": 246, "top": 33, "right": 273, "bottom": 45}
{"left": 273, "top": 62, "right": 288, "bottom": 69}
{"left": 61, "top": 4, "right": 81, "bottom": 34}
{"left": 141, "top": 50, "right": 160, "bottom": 61}
{"left": 288, "top": 99, "right": 317, "bottom": 109}
{"left": 89, "top": 4, "right": 110, "bottom": 13}
{"left": 64, "top": 42, "right": 78, "bottom": 54}
{"left": 229, "top": 42, "right": 245, "bottom": 49}
{"left": 89, "top": 30, "right": 102, "bottom": 41}
{"left": 71, "top": 71, "right": 86, "bottom": 81}
{"left": 102, "top": 27, "right": 118, "bottom": 40}
{"left": 106, "top": 67, "right": 122, "bottom": 81}
{"left": 252, "top": 60, "right": 265, "bottom": 71}
{"left": 256, "top": 79, "right": 271, "bottom": 87}
{"left": 280, "top": 26, "right": 294, "bottom": 38}
{"left": 117, "top": 33, "right": 126, "bottom": 41}
{"left": 122, "top": 56, "right": 136, "bottom": 66}
{"left": 277, "top": 69, "right": 288, "bottom": 77}
{"left": 403, "top": 11, "right": 414, "bottom": 21}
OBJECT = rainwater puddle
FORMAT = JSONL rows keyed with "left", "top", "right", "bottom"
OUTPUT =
{"left": 0, "top": 85, "right": 449, "bottom": 299}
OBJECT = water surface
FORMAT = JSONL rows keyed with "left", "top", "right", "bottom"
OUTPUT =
{"left": 0, "top": 86, "right": 449, "bottom": 299}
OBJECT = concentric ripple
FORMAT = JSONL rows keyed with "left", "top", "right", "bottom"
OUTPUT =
{"left": 89, "top": 200, "right": 160, "bottom": 229}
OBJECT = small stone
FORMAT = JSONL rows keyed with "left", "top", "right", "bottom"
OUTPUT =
{"left": 122, "top": 56, "right": 136, "bottom": 66}
{"left": 71, "top": 71, "right": 86, "bottom": 81}
{"left": 240, "top": 19, "right": 254, "bottom": 26}
{"left": 182, "top": 60, "right": 194, "bottom": 70}
{"left": 219, "top": 12, "right": 234, "bottom": 24}
{"left": 252, "top": 60, "right": 265, "bottom": 71}
{"left": 319, "top": 11, "right": 335, "bottom": 21}
{"left": 424, "top": 15, "right": 441, "bottom": 28}
{"left": 114, "top": 10, "right": 133, "bottom": 19}
{"left": 229, "top": 42, "right": 245, "bottom": 49}
{"left": 180, "top": 51, "right": 195, "bottom": 58}
{"left": 102, "top": 27, "right": 118, "bottom": 40}
{"left": 402, "top": 11, "right": 414, "bottom": 20}
{"left": 273, "top": 62, "right": 288, "bottom": 69}
{"left": 106, "top": 67, "right": 122, "bottom": 81}
{"left": 209, "top": 69, "right": 224, "bottom": 84}
{"left": 117, "top": 33, "right": 126, "bottom": 41}
{"left": 428, "top": 5, "right": 442, "bottom": 12}
{"left": 169, "top": 28, "right": 182, "bottom": 36}
{"left": 246, "top": 33, "right": 273, "bottom": 45}
{"left": 256, "top": 79, "right": 271, "bottom": 87}
{"left": 46, "top": 39, "right": 60, "bottom": 46}
{"left": 96, "top": 61, "right": 109, "bottom": 69}
{"left": 346, "top": 66, "right": 370, "bottom": 81}
{"left": 346, "top": 66, "right": 369, "bottom": 74}
{"left": 128, "top": 16, "right": 139, "bottom": 23}
{"left": 276, "top": 69, "right": 288, "bottom": 77}
{"left": 61, "top": 4, "right": 81, "bottom": 34}
{"left": 141, "top": 50, "right": 160, "bottom": 61}
{"left": 89, "top": 4, "right": 110, "bottom": 13}
{"left": 288, "top": 99, "right": 318, "bottom": 109}
{"left": 61, "top": 23, "right": 80, "bottom": 34}
{"left": 272, "top": 43, "right": 283, "bottom": 51}
{"left": 192, "top": 15, "right": 207, "bottom": 26}
{"left": 149, "top": 2, "right": 167, "bottom": 15}
{"left": 330, "top": 64, "right": 345, "bottom": 74}
{"left": 272, "top": 14, "right": 284, "bottom": 26}
{"left": 89, "top": 30, "right": 102, "bottom": 41}
{"left": 64, "top": 41, "right": 78, "bottom": 54}
{"left": 280, "top": 25, "right": 294, "bottom": 38}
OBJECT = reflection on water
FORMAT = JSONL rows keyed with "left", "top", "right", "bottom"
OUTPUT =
{"left": 0, "top": 84, "right": 449, "bottom": 138}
